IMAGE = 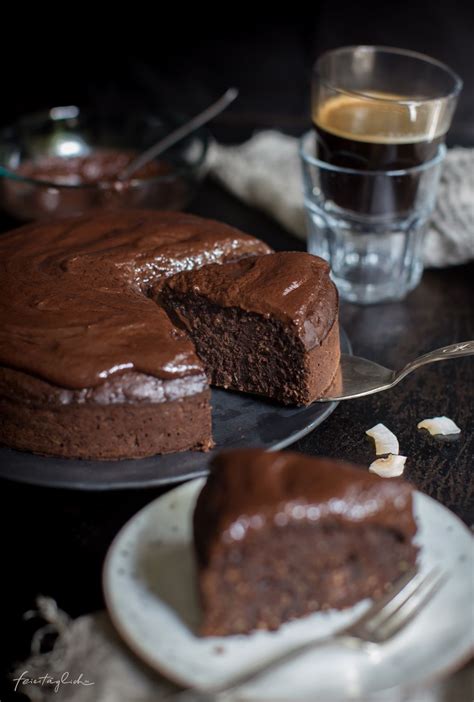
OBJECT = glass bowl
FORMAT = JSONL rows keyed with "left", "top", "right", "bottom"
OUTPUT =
{"left": 0, "top": 105, "right": 210, "bottom": 221}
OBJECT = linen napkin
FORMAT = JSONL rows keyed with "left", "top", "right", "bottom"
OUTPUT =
{"left": 12, "top": 597, "right": 470, "bottom": 702}
{"left": 208, "top": 131, "right": 474, "bottom": 268}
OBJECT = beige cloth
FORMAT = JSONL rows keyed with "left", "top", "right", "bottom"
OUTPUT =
{"left": 12, "top": 598, "right": 177, "bottom": 701}
{"left": 209, "top": 131, "right": 474, "bottom": 268}
{"left": 12, "top": 597, "right": 472, "bottom": 702}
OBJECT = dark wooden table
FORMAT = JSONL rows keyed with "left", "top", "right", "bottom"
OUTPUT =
{"left": 1, "top": 177, "right": 473, "bottom": 700}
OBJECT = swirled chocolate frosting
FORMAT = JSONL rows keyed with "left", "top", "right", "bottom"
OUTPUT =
{"left": 0, "top": 210, "right": 270, "bottom": 389}
{"left": 165, "top": 252, "right": 338, "bottom": 349}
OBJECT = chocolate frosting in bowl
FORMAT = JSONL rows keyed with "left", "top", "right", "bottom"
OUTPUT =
{"left": 16, "top": 149, "right": 168, "bottom": 186}
{"left": 0, "top": 210, "right": 271, "bottom": 390}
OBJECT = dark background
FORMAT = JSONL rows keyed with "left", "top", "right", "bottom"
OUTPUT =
{"left": 2, "top": 1, "right": 474, "bottom": 143}
{"left": 1, "top": 3, "right": 473, "bottom": 700}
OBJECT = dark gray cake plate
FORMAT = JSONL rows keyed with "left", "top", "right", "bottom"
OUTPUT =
{"left": 0, "top": 329, "right": 350, "bottom": 491}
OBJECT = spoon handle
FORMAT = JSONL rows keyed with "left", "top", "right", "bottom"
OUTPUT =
{"left": 396, "top": 340, "right": 474, "bottom": 382}
{"left": 120, "top": 88, "right": 239, "bottom": 180}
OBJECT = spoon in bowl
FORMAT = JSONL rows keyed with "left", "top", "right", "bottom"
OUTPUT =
{"left": 318, "top": 341, "right": 474, "bottom": 401}
{"left": 118, "top": 87, "right": 238, "bottom": 181}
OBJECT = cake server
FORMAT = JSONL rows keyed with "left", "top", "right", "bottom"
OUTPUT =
{"left": 318, "top": 340, "right": 474, "bottom": 401}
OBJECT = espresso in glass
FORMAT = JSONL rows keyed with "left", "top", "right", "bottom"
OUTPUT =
{"left": 313, "top": 91, "right": 445, "bottom": 213}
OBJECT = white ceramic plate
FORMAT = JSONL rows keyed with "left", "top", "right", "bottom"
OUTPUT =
{"left": 103, "top": 479, "right": 473, "bottom": 701}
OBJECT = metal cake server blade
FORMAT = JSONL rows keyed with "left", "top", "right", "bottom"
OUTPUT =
{"left": 318, "top": 340, "right": 474, "bottom": 402}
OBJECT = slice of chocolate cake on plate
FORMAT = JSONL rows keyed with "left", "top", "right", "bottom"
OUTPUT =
{"left": 162, "top": 252, "right": 340, "bottom": 405}
{"left": 193, "top": 449, "right": 418, "bottom": 637}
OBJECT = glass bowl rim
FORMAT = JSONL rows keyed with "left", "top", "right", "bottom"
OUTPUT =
{"left": 0, "top": 105, "right": 211, "bottom": 190}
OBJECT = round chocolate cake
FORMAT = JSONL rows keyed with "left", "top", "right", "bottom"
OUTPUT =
{"left": 0, "top": 210, "right": 270, "bottom": 459}
{"left": 0, "top": 210, "right": 341, "bottom": 460}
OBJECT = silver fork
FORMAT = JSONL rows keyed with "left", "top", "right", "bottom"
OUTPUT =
{"left": 168, "top": 567, "right": 447, "bottom": 701}
{"left": 319, "top": 340, "right": 474, "bottom": 401}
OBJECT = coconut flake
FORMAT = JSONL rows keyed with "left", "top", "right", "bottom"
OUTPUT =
{"left": 417, "top": 416, "right": 461, "bottom": 436}
{"left": 366, "top": 423, "right": 400, "bottom": 456}
{"left": 369, "top": 454, "right": 407, "bottom": 478}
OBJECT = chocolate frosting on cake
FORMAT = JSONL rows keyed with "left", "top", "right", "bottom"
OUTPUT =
{"left": 165, "top": 252, "right": 338, "bottom": 349}
{"left": 195, "top": 449, "right": 417, "bottom": 563}
{"left": 0, "top": 210, "right": 270, "bottom": 390}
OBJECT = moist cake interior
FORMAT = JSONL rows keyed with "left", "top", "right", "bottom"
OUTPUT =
{"left": 162, "top": 252, "right": 340, "bottom": 405}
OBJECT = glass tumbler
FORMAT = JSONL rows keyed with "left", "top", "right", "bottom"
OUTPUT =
{"left": 301, "top": 132, "right": 446, "bottom": 304}
{"left": 304, "top": 46, "right": 462, "bottom": 303}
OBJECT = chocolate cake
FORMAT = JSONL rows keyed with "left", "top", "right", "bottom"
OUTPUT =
{"left": 194, "top": 449, "right": 418, "bottom": 636}
{"left": 162, "top": 252, "right": 340, "bottom": 404}
{"left": 0, "top": 210, "right": 270, "bottom": 459}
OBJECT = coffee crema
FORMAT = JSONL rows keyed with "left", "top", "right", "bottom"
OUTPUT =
{"left": 313, "top": 92, "right": 445, "bottom": 171}
{"left": 312, "top": 91, "right": 445, "bottom": 213}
